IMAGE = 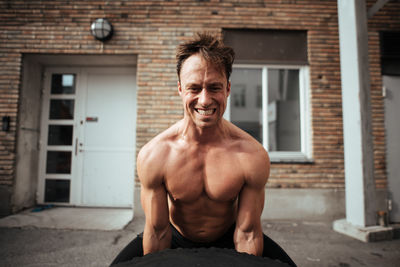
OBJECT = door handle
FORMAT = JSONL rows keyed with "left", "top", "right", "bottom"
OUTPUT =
{"left": 75, "top": 139, "right": 84, "bottom": 154}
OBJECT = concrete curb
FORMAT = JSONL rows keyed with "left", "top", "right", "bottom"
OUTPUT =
{"left": 333, "top": 218, "right": 400, "bottom": 242}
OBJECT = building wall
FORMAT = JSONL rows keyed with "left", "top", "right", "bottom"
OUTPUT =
{"left": 0, "top": 0, "right": 400, "bottom": 215}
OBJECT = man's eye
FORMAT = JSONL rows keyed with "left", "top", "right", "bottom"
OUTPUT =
{"left": 210, "top": 87, "right": 221, "bottom": 91}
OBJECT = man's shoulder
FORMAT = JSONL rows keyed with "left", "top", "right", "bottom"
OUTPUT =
{"left": 226, "top": 121, "right": 268, "bottom": 157}
{"left": 138, "top": 122, "right": 181, "bottom": 166}
{"left": 137, "top": 123, "right": 182, "bottom": 186}
{"left": 235, "top": 137, "right": 269, "bottom": 171}
{"left": 225, "top": 121, "right": 270, "bottom": 185}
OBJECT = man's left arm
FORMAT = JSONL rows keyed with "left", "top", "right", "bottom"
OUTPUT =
{"left": 234, "top": 149, "right": 269, "bottom": 256}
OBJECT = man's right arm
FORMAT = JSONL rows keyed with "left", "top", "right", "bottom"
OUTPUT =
{"left": 138, "top": 143, "right": 171, "bottom": 255}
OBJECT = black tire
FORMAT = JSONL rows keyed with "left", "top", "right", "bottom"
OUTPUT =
{"left": 113, "top": 247, "right": 290, "bottom": 266}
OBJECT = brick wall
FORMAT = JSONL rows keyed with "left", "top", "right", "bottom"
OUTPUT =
{"left": 0, "top": 0, "right": 399, "bottom": 198}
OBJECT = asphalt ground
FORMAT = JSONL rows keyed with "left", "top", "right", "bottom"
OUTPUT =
{"left": 0, "top": 216, "right": 399, "bottom": 267}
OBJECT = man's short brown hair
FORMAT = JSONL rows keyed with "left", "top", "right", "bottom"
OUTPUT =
{"left": 176, "top": 33, "right": 235, "bottom": 82}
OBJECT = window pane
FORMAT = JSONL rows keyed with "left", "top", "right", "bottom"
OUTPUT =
{"left": 46, "top": 151, "right": 71, "bottom": 174}
{"left": 51, "top": 74, "right": 76, "bottom": 94}
{"left": 45, "top": 179, "right": 70, "bottom": 203}
{"left": 48, "top": 125, "right": 73, "bottom": 146}
{"left": 49, "top": 100, "right": 74, "bottom": 120}
{"left": 268, "top": 69, "right": 301, "bottom": 152}
{"left": 230, "top": 68, "right": 263, "bottom": 143}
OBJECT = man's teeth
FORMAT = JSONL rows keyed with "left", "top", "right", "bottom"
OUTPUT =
{"left": 197, "top": 109, "right": 214, "bottom": 115}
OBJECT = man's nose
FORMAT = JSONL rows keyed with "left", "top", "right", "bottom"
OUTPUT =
{"left": 198, "top": 89, "right": 212, "bottom": 106}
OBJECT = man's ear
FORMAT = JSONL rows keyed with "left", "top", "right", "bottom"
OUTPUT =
{"left": 226, "top": 81, "right": 231, "bottom": 97}
{"left": 178, "top": 81, "right": 182, "bottom": 96}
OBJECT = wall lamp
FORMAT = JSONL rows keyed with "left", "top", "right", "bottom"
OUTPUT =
{"left": 90, "top": 18, "right": 113, "bottom": 41}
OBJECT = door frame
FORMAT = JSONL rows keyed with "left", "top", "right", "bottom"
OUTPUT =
{"left": 37, "top": 67, "right": 137, "bottom": 207}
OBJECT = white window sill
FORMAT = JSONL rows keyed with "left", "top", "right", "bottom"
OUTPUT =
{"left": 269, "top": 152, "right": 313, "bottom": 163}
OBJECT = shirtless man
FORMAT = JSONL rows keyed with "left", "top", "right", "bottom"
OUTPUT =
{"left": 111, "top": 33, "right": 296, "bottom": 266}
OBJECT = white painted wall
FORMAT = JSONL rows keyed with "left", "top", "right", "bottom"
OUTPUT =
{"left": 338, "top": 0, "right": 377, "bottom": 227}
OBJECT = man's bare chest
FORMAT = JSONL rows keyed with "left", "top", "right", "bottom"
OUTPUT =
{"left": 164, "top": 147, "right": 244, "bottom": 203}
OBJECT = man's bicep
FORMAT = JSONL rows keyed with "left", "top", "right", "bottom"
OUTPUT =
{"left": 138, "top": 144, "right": 170, "bottom": 229}
{"left": 236, "top": 185, "right": 265, "bottom": 230}
{"left": 237, "top": 149, "right": 269, "bottom": 228}
{"left": 141, "top": 182, "right": 169, "bottom": 230}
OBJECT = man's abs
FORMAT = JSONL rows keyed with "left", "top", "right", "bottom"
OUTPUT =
{"left": 168, "top": 194, "right": 237, "bottom": 243}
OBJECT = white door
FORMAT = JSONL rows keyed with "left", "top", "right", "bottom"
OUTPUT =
{"left": 38, "top": 67, "right": 136, "bottom": 208}
{"left": 383, "top": 75, "right": 400, "bottom": 223}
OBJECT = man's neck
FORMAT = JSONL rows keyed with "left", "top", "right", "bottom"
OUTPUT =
{"left": 179, "top": 118, "right": 228, "bottom": 145}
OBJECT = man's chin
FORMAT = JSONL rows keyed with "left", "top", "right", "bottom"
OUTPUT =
{"left": 186, "top": 112, "right": 222, "bottom": 128}
{"left": 193, "top": 118, "right": 220, "bottom": 129}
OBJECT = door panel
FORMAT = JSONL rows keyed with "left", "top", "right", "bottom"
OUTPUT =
{"left": 384, "top": 76, "right": 400, "bottom": 223}
{"left": 81, "top": 72, "right": 135, "bottom": 207}
{"left": 81, "top": 151, "right": 134, "bottom": 207}
{"left": 84, "top": 74, "right": 135, "bottom": 148}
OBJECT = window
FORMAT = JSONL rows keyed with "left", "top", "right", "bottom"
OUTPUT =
{"left": 224, "top": 65, "right": 311, "bottom": 161}
{"left": 223, "top": 29, "right": 311, "bottom": 162}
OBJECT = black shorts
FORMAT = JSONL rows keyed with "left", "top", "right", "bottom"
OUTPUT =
{"left": 110, "top": 224, "right": 296, "bottom": 266}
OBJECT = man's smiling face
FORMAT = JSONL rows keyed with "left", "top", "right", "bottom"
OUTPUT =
{"left": 178, "top": 54, "right": 231, "bottom": 129}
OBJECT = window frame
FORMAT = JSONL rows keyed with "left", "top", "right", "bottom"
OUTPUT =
{"left": 225, "top": 64, "right": 312, "bottom": 162}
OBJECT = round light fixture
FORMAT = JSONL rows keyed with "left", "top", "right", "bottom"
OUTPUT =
{"left": 90, "top": 18, "right": 113, "bottom": 41}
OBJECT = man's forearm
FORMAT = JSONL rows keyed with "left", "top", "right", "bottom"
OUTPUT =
{"left": 234, "top": 230, "right": 264, "bottom": 256}
{"left": 143, "top": 225, "right": 172, "bottom": 254}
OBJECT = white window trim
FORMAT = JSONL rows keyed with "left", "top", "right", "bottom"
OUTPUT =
{"left": 226, "top": 64, "right": 312, "bottom": 162}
